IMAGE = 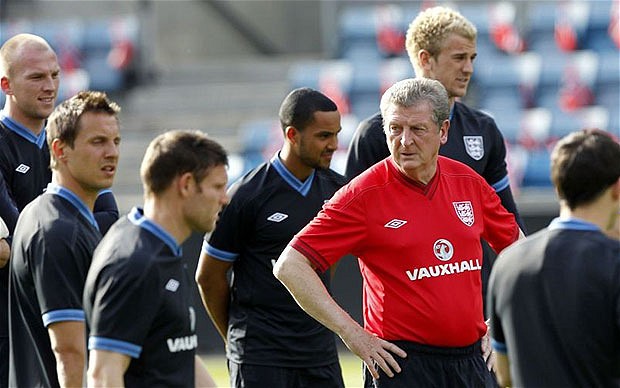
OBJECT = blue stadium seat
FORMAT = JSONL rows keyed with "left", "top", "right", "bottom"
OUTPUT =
{"left": 527, "top": 2, "right": 560, "bottom": 53}
{"left": 521, "top": 148, "right": 552, "bottom": 187}
{"left": 288, "top": 61, "right": 324, "bottom": 90}
{"left": 338, "top": 6, "right": 378, "bottom": 56}
{"left": 237, "top": 118, "right": 278, "bottom": 154}
{"left": 82, "top": 53, "right": 124, "bottom": 93}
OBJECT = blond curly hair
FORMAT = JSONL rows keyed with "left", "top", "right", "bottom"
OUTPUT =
{"left": 405, "top": 6, "right": 477, "bottom": 75}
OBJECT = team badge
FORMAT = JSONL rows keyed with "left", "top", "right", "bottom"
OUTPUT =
{"left": 453, "top": 201, "right": 474, "bottom": 227}
{"left": 433, "top": 239, "right": 454, "bottom": 261}
{"left": 463, "top": 136, "right": 484, "bottom": 160}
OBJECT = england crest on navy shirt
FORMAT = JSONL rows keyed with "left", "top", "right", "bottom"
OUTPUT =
{"left": 463, "top": 136, "right": 484, "bottom": 160}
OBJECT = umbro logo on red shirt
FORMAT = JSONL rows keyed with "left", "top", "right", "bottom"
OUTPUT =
{"left": 384, "top": 219, "right": 407, "bottom": 229}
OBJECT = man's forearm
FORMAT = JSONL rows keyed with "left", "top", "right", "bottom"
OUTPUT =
{"left": 55, "top": 349, "right": 85, "bottom": 387}
{"left": 273, "top": 246, "right": 359, "bottom": 337}
{"left": 200, "top": 283, "right": 230, "bottom": 342}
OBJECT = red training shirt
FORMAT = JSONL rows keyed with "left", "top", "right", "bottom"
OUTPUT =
{"left": 291, "top": 156, "right": 519, "bottom": 347}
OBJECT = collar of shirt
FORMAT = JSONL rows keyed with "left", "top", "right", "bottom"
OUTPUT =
{"left": 128, "top": 207, "right": 182, "bottom": 257}
{"left": 270, "top": 152, "right": 315, "bottom": 196}
{"left": 0, "top": 111, "right": 46, "bottom": 148}
{"left": 45, "top": 182, "right": 99, "bottom": 231}
{"left": 548, "top": 217, "right": 600, "bottom": 232}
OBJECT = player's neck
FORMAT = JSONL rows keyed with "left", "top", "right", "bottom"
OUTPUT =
{"left": 143, "top": 197, "right": 191, "bottom": 246}
{"left": 560, "top": 193, "right": 617, "bottom": 233}
{"left": 5, "top": 104, "right": 45, "bottom": 136}
{"left": 279, "top": 148, "right": 313, "bottom": 182}
{"left": 51, "top": 174, "right": 98, "bottom": 211}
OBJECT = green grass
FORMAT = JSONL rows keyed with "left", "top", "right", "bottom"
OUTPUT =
{"left": 201, "top": 349, "right": 364, "bottom": 387}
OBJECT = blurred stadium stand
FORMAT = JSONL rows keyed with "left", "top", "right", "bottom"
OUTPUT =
{"left": 282, "top": 0, "right": 619, "bottom": 193}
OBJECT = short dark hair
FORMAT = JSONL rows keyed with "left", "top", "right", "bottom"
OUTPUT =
{"left": 551, "top": 129, "right": 620, "bottom": 209}
{"left": 278, "top": 87, "right": 337, "bottom": 132}
{"left": 47, "top": 90, "right": 120, "bottom": 168}
{"left": 140, "top": 129, "right": 228, "bottom": 195}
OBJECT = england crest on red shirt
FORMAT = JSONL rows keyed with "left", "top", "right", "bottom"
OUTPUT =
{"left": 453, "top": 201, "right": 474, "bottom": 226}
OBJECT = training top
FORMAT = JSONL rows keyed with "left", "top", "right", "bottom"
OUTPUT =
{"left": 488, "top": 218, "right": 620, "bottom": 387}
{"left": 84, "top": 207, "right": 198, "bottom": 387}
{"left": 204, "top": 154, "right": 346, "bottom": 367}
{"left": 9, "top": 183, "right": 101, "bottom": 388}
{"left": 291, "top": 156, "right": 519, "bottom": 347}
{"left": 0, "top": 114, "right": 119, "bottom": 341}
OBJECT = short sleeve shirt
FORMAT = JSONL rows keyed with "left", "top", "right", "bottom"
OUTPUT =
{"left": 292, "top": 157, "right": 519, "bottom": 346}
{"left": 9, "top": 184, "right": 101, "bottom": 388}
{"left": 84, "top": 208, "right": 197, "bottom": 387}
{"left": 204, "top": 155, "right": 346, "bottom": 366}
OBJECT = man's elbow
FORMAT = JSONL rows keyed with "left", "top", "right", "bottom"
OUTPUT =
{"left": 272, "top": 255, "right": 287, "bottom": 282}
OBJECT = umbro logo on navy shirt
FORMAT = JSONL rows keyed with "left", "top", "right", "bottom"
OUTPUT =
{"left": 15, "top": 164, "right": 30, "bottom": 174}
{"left": 384, "top": 219, "right": 407, "bottom": 229}
{"left": 165, "top": 279, "right": 180, "bottom": 292}
{"left": 267, "top": 212, "right": 288, "bottom": 222}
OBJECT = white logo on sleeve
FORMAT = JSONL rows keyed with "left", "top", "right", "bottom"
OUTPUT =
{"left": 267, "top": 212, "right": 288, "bottom": 222}
{"left": 384, "top": 219, "right": 407, "bottom": 229}
{"left": 453, "top": 201, "right": 474, "bottom": 227}
{"left": 15, "top": 164, "right": 30, "bottom": 174}
{"left": 165, "top": 279, "right": 180, "bottom": 292}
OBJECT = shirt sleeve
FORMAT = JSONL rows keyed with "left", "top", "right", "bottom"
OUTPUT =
{"left": 482, "top": 117, "right": 510, "bottom": 189}
{"left": 345, "top": 114, "right": 390, "bottom": 181}
{"left": 93, "top": 190, "right": 119, "bottom": 235}
{"left": 32, "top": 223, "right": 91, "bottom": 326}
{"left": 479, "top": 180, "right": 520, "bottom": 254}
{"left": 87, "top": 257, "right": 161, "bottom": 358}
{"left": 205, "top": 193, "right": 247, "bottom": 262}
{"left": 290, "top": 186, "right": 368, "bottom": 273}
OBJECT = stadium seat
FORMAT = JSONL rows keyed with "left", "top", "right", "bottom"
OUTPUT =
{"left": 237, "top": 118, "right": 278, "bottom": 154}
{"left": 516, "top": 108, "right": 552, "bottom": 149}
{"left": 82, "top": 53, "right": 124, "bottom": 93}
{"left": 338, "top": 6, "right": 378, "bottom": 57}
{"left": 288, "top": 61, "right": 324, "bottom": 90}
{"left": 521, "top": 148, "right": 552, "bottom": 187}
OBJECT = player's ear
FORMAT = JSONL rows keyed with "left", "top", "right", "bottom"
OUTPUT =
{"left": 50, "top": 138, "right": 66, "bottom": 162}
{"left": 0, "top": 76, "right": 11, "bottom": 95}
{"left": 285, "top": 126, "right": 299, "bottom": 145}
{"left": 439, "top": 119, "right": 450, "bottom": 144}
{"left": 418, "top": 49, "right": 433, "bottom": 71}
{"left": 611, "top": 177, "right": 620, "bottom": 200}
{"left": 177, "top": 172, "right": 194, "bottom": 197}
